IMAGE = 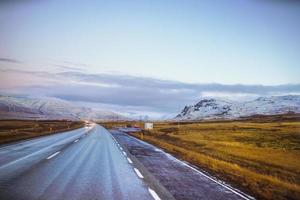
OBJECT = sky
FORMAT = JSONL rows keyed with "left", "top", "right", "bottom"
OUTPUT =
{"left": 0, "top": 0, "right": 300, "bottom": 118}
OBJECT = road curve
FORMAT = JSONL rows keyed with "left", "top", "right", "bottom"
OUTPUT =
{"left": 0, "top": 124, "right": 154, "bottom": 200}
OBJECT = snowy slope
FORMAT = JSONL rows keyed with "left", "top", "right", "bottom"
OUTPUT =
{"left": 175, "top": 95, "right": 300, "bottom": 120}
{"left": 0, "top": 95, "right": 127, "bottom": 121}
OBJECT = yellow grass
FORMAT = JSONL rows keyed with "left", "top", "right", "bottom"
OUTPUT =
{"left": 101, "top": 115, "right": 300, "bottom": 200}
{"left": 0, "top": 120, "right": 84, "bottom": 144}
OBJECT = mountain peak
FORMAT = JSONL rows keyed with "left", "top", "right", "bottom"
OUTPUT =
{"left": 0, "top": 95, "right": 128, "bottom": 121}
{"left": 175, "top": 95, "right": 300, "bottom": 120}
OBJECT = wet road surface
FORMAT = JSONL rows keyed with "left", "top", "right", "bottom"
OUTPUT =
{"left": 0, "top": 125, "right": 157, "bottom": 200}
{"left": 110, "top": 129, "right": 255, "bottom": 200}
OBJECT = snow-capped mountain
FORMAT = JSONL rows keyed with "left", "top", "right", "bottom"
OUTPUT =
{"left": 0, "top": 95, "right": 127, "bottom": 121}
{"left": 175, "top": 95, "right": 300, "bottom": 120}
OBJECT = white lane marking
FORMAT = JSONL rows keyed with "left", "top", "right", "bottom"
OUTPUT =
{"left": 122, "top": 131, "right": 254, "bottom": 200}
{"left": 127, "top": 157, "right": 133, "bottom": 164}
{"left": 74, "top": 139, "right": 79, "bottom": 143}
{"left": 122, "top": 151, "right": 127, "bottom": 156}
{"left": 120, "top": 147, "right": 123, "bottom": 150}
{"left": 46, "top": 151, "right": 60, "bottom": 160}
{"left": 148, "top": 188, "right": 161, "bottom": 200}
{"left": 165, "top": 153, "right": 254, "bottom": 200}
{"left": 0, "top": 129, "right": 88, "bottom": 170}
{"left": 134, "top": 168, "right": 144, "bottom": 179}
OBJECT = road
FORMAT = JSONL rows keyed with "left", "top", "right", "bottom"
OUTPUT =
{"left": 0, "top": 124, "right": 160, "bottom": 200}
{"left": 111, "top": 129, "right": 255, "bottom": 200}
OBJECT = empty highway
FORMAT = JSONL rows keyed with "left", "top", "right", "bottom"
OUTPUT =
{"left": 0, "top": 124, "right": 160, "bottom": 200}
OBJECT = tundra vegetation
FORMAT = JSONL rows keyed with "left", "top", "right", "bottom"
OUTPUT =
{"left": 100, "top": 114, "right": 300, "bottom": 200}
{"left": 0, "top": 120, "right": 84, "bottom": 144}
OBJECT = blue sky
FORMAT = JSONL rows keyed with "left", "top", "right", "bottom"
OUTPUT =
{"left": 0, "top": 0, "right": 300, "bottom": 118}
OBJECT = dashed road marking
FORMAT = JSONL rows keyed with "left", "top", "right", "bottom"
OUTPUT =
{"left": 74, "top": 139, "right": 79, "bottom": 143}
{"left": 123, "top": 131, "right": 254, "bottom": 200}
{"left": 127, "top": 157, "right": 133, "bottom": 164}
{"left": 46, "top": 151, "right": 60, "bottom": 160}
{"left": 134, "top": 168, "right": 144, "bottom": 179}
{"left": 148, "top": 188, "right": 161, "bottom": 200}
{"left": 120, "top": 147, "right": 123, "bottom": 150}
{"left": 122, "top": 151, "right": 127, "bottom": 156}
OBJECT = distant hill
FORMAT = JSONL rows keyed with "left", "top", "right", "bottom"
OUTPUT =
{"left": 0, "top": 95, "right": 127, "bottom": 121}
{"left": 175, "top": 95, "right": 300, "bottom": 120}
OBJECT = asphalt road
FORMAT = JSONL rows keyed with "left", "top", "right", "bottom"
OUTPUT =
{"left": 0, "top": 124, "right": 158, "bottom": 200}
{"left": 111, "top": 129, "right": 255, "bottom": 200}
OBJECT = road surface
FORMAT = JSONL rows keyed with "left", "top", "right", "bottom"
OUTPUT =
{"left": 0, "top": 124, "right": 160, "bottom": 200}
{"left": 111, "top": 129, "right": 255, "bottom": 200}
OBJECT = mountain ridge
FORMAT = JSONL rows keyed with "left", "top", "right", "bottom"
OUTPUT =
{"left": 0, "top": 95, "right": 127, "bottom": 121}
{"left": 175, "top": 95, "right": 300, "bottom": 120}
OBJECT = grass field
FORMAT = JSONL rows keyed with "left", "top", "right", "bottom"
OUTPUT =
{"left": 0, "top": 120, "right": 85, "bottom": 144}
{"left": 100, "top": 114, "right": 300, "bottom": 200}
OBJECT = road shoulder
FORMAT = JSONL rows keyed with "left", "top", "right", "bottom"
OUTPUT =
{"left": 110, "top": 129, "right": 254, "bottom": 200}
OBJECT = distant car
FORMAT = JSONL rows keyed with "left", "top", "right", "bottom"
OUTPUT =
{"left": 86, "top": 123, "right": 92, "bottom": 127}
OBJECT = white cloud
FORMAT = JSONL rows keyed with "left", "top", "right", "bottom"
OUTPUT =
{"left": 200, "top": 92, "right": 260, "bottom": 101}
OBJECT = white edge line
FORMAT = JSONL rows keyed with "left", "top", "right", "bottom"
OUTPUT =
{"left": 46, "top": 151, "right": 60, "bottom": 160}
{"left": 148, "top": 188, "right": 161, "bottom": 200}
{"left": 127, "top": 157, "right": 133, "bottom": 164}
{"left": 167, "top": 153, "right": 254, "bottom": 200}
{"left": 121, "top": 131, "right": 254, "bottom": 200}
{"left": 134, "top": 168, "right": 144, "bottom": 179}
